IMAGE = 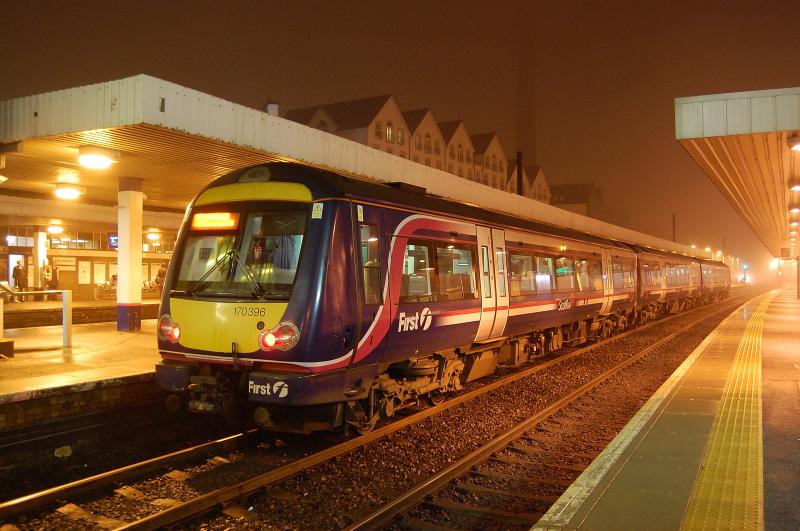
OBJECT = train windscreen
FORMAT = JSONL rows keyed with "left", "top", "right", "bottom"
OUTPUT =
{"left": 175, "top": 209, "right": 307, "bottom": 299}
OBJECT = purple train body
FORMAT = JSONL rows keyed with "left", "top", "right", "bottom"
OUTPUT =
{"left": 155, "top": 162, "right": 730, "bottom": 433}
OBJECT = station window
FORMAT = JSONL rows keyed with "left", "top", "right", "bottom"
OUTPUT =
{"left": 385, "top": 122, "right": 394, "bottom": 143}
{"left": 359, "top": 224, "right": 381, "bottom": 305}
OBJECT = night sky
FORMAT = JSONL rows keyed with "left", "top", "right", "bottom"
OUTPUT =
{"left": 2, "top": 0, "right": 798, "bottom": 279}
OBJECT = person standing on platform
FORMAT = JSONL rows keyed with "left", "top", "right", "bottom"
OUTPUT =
{"left": 155, "top": 262, "right": 167, "bottom": 291}
{"left": 41, "top": 259, "right": 53, "bottom": 300}
{"left": 12, "top": 259, "right": 26, "bottom": 302}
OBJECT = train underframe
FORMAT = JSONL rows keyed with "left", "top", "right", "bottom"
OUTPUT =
{"left": 162, "top": 291, "right": 726, "bottom": 434}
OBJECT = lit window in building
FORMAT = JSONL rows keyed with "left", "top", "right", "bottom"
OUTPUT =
{"left": 386, "top": 122, "right": 394, "bottom": 143}
{"left": 375, "top": 122, "right": 383, "bottom": 139}
{"left": 458, "top": 144, "right": 464, "bottom": 162}
{"left": 397, "top": 128, "right": 404, "bottom": 145}
{"left": 425, "top": 134, "right": 431, "bottom": 154}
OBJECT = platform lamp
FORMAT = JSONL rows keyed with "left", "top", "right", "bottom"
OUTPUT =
{"left": 790, "top": 178, "right": 800, "bottom": 192}
{"left": 789, "top": 135, "right": 800, "bottom": 152}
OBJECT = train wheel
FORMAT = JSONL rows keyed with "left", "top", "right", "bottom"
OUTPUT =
{"left": 427, "top": 389, "right": 445, "bottom": 406}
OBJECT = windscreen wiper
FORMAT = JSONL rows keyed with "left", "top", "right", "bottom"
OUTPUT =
{"left": 185, "top": 249, "right": 234, "bottom": 295}
{"left": 230, "top": 249, "right": 265, "bottom": 297}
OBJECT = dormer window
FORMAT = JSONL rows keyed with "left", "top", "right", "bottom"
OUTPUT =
{"left": 458, "top": 144, "right": 464, "bottom": 162}
{"left": 375, "top": 122, "right": 383, "bottom": 140}
{"left": 386, "top": 122, "right": 394, "bottom": 143}
{"left": 424, "top": 134, "right": 432, "bottom": 154}
{"left": 397, "top": 128, "right": 404, "bottom": 145}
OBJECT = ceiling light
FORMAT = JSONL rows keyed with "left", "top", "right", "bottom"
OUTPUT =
{"left": 790, "top": 179, "right": 800, "bottom": 192}
{"left": 47, "top": 225, "right": 64, "bottom": 234}
{"left": 790, "top": 136, "right": 800, "bottom": 152}
{"left": 792, "top": 221, "right": 800, "bottom": 227}
{"left": 791, "top": 204, "right": 800, "bottom": 214}
{"left": 0, "top": 175, "right": 7, "bottom": 183}
{"left": 54, "top": 183, "right": 84, "bottom": 200}
{"left": 78, "top": 146, "right": 120, "bottom": 170}
{"left": 146, "top": 232, "right": 161, "bottom": 241}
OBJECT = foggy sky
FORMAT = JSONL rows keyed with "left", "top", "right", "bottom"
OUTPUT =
{"left": 2, "top": 0, "right": 797, "bottom": 278}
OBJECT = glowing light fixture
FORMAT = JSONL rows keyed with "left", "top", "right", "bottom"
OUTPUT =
{"left": 704, "top": 247, "right": 711, "bottom": 252}
{"left": 54, "top": 183, "right": 84, "bottom": 200}
{"left": 792, "top": 221, "right": 800, "bottom": 227}
{"left": 790, "top": 179, "right": 800, "bottom": 192}
{"left": 0, "top": 175, "right": 7, "bottom": 183}
{"left": 78, "top": 146, "right": 120, "bottom": 170}
{"left": 790, "top": 136, "right": 800, "bottom": 152}
{"left": 146, "top": 232, "right": 161, "bottom": 241}
{"left": 690, "top": 244, "right": 696, "bottom": 248}
{"left": 790, "top": 203, "right": 800, "bottom": 214}
{"left": 47, "top": 225, "right": 64, "bottom": 234}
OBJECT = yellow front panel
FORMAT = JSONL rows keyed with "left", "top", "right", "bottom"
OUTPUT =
{"left": 194, "top": 182, "right": 312, "bottom": 206}
{"left": 169, "top": 298, "right": 288, "bottom": 353}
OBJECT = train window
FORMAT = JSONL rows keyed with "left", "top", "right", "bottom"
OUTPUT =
{"left": 359, "top": 224, "right": 381, "bottom": 305}
{"left": 495, "top": 247, "right": 507, "bottom": 297}
{"left": 589, "top": 260, "right": 603, "bottom": 290}
{"left": 400, "top": 242, "right": 434, "bottom": 303}
{"left": 435, "top": 244, "right": 477, "bottom": 300}
{"left": 612, "top": 263, "right": 624, "bottom": 289}
{"left": 481, "top": 246, "right": 492, "bottom": 298}
{"left": 554, "top": 257, "right": 575, "bottom": 291}
{"left": 623, "top": 263, "right": 634, "bottom": 288}
{"left": 509, "top": 252, "right": 535, "bottom": 296}
{"left": 536, "top": 256, "right": 554, "bottom": 293}
{"left": 575, "top": 260, "right": 590, "bottom": 291}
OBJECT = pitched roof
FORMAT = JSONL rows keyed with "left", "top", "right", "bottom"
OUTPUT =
{"left": 470, "top": 133, "right": 497, "bottom": 154}
{"left": 401, "top": 108, "right": 429, "bottom": 134}
{"left": 285, "top": 94, "right": 393, "bottom": 130}
{"left": 282, "top": 106, "right": 321, "bottom": 126}
{"left": 438, "top": 120, "right": 463, "bottom": 143}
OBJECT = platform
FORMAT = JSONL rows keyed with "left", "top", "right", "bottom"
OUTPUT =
{"left": 535, "top": 288, "right": 800, "bottom": 530}
{"left": 1, "top": 299, "right": 160, "bottom": 328}
{"left": 0, "top": 320, "right": 161, "bottom": 432}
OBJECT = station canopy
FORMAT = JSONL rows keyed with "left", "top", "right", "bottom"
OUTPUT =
{"left": 675, "top": 88, "right": 800, "bottom": 257}
{"left": 1, "top": 74, "right": 703, "bottom": 257}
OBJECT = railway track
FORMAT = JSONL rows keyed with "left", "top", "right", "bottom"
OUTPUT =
{"left": 0, "top": 293, "right": 751, "bottom": 530}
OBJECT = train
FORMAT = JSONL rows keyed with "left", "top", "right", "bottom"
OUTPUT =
{"left": 154, "top": 162, "right": 730, "bottom": 434}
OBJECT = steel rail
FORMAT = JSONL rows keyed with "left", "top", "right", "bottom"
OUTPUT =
{"left": 114, "top": 303, "right": 732, "bottom": 530}
{"left": 344, "top": 309, "right": 729, "bottom": 530}
{"left": 0, "top": 431, "right": 252, "bottom": 520}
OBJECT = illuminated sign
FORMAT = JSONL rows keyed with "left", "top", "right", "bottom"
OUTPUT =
{"left": 191, "top": 212, "right": 240, "bottom": 231}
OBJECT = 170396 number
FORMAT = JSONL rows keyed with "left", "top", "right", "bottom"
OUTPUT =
{"left": 234, "top": 306, "right": 266, "bottom": 317}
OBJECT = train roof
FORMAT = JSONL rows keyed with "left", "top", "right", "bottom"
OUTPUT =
{"left": 202, "top": 162, "right": 728, "bottom": 267}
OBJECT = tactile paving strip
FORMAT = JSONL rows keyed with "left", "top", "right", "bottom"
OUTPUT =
{"left": 681, "top": 295, "right": 773, "bottom": 531}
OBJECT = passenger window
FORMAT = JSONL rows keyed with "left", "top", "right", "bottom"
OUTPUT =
{"left": 575, "top": 259, "right": 590, "bottom": 291}
{"left": 359, "top": 224, "right": 381, "bottom": 305}
{"left": 509, "top": 252, "right": 535, "bottom": 296}
{"left": 536, "top": 256, "right": 554, "bottom": 293}
{"left": 496, "top": 247, "right": 507, "bottom": 297}
{"left": 481, "top": 246, "right": 492, "bottom": 298}
{"left": 555, "top": 257, "right": 575, "bottom": 291}
{"left": 400, "top": 242, "right": 434, "bottom": 303}
{"left": 589, "top": 260, "right": 604, "bottom": 290}
{"left": 435, "top": 244, "right": 477, "bottom": 300}
{"left": 612, "top": 262, "right": 624, "bottom": 289}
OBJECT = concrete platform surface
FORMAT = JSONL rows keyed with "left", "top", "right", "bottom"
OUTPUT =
{"left": 0, "top": 320, "right": 159, "bottom": 403}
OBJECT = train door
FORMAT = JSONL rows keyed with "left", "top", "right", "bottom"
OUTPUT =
{"left": 600, "top": 248, "right": 613, "bottom": 314}
{"left": 475, "top": 226, "right": 509, "bottom": 341}
{"left": 352, "top": 203, "right": 386, "bottom": 363}
{"left": 489, "top": 228, "right": 509, "bottom": 337}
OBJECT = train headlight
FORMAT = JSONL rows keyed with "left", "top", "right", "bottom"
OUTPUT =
{"left": 158, "top": 315, "right": 181, "bottom": 344}
{"left": 259, "top": 321, "right": 300, "bottom": 351}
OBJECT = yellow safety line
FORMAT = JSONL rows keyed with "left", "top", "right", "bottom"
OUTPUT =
{"left": 681, "top": 294, "right": 774, "bottom": 531}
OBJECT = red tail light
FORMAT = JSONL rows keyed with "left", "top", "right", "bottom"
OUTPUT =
{"left": 259, "top": 321, "right": 300, "bottom": 351}
{"left": 158, "top": 315, "right": 181, "bottom": 343}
